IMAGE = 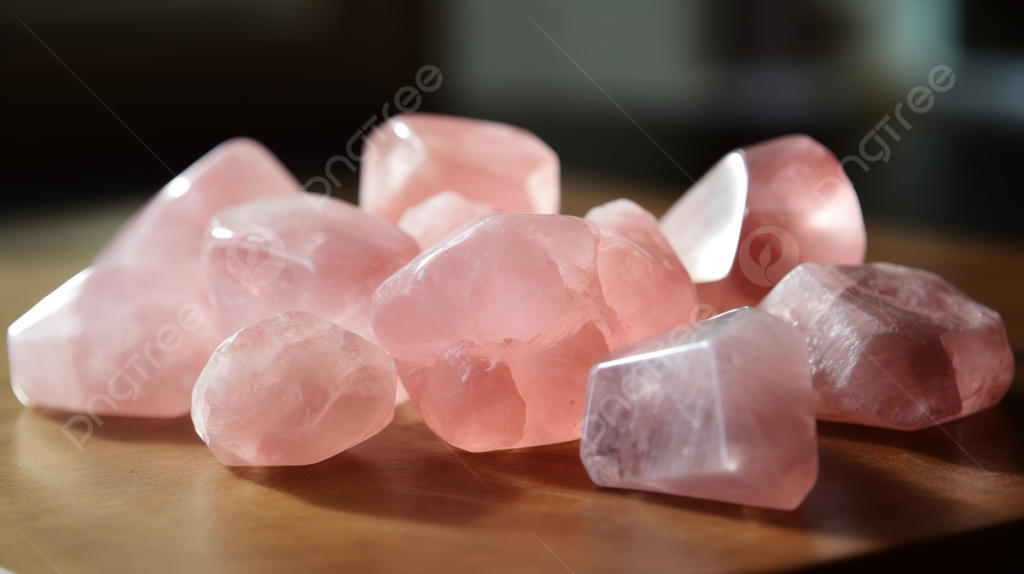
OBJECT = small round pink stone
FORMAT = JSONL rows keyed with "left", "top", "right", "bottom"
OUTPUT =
{"left": 192, "top": 311, "right": 397, "bottom": 466}
{"left": 397, "top": 190, "right": 497, "bottom": 249}
{"left": 359, "top": 113, "right": 560, "bottom": 223}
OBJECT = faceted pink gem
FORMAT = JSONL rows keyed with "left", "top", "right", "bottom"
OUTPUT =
{"left": 372, "top": 213, "right": 701, "bottom": 452}
{"left": 202, "top": 194, "right": 420, "bottom": 344}
{"left": 8, "top": 266, "right": 221, "bottom": 417}
{"left": 660, "top": 134, "right": 866, "bottom": 312}
{"left": 759, "top": 262, "right": 1015, "bottom": 430}
{"left": 585, "top": 199, "right": 700, "bottom": 342}
{"left": 359, "top": 113, "right": 560, "bottom": 224}
{"left": 96, "top": 138, "right": 301, "bottom": 286}
{"left": 581, "top": 307, "right": 818, "bottom": 510}
{"left": 192, "top": 311, "right": 397, "bottom": 466}
{"left": 397, "top": 190, "right": 497, "bottom": 249}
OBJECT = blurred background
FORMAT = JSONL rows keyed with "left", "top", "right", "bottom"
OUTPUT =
{"left": 2, "top": 0, "right": 1022, "bottom": 240}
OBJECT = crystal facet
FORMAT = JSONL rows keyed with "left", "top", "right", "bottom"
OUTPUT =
{"left": 96, "top": 138, "right": 300, "bottom": 286}
{"left": 372, "top": 213, "right": 704, "bottom": 452}
{"left": 8, "top": 267, "right": 221, "bottom": 417}
{"left": 397, "top": 190, "right": 497, "bottom": 249}
{"left": 202, "top": 194, "right": 420, "bottom": 344}
{"left": 359, "top": 113, "right": 560, "bottom": 223}
{"left": 759, "top": 262, "right": 1015, "bottom": 430}
{"left": 585, "top": 199, "right": 700, "bottom": 342}
{"left": 192, "top": 311, "right": 397, "bottom": 466}
{"left": 581, "top": 307, "right": 818, "bottom": 510}
{"left": 660, "top": 135, "right": 866, "bottom": 312}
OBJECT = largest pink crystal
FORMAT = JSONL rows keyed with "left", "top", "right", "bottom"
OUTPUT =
{"left": 8, "top": 266, "right": 221, "bottom": 417}
{"left": 192, "top": 311, "right": 397, "bottom": 466}
{"left": 759, "top": 262, "right": 1015, "bottom": 430}
{"left": 371, "top": 214, "right": 698, "bottom": 452}
{"left": 660, "top": 135, "right": 866, "bottom": 312}
{"left": 202, "top": 194, "right": 420, "bottom": 344}
{"left": 581, "top": 307, "right": 818, "bottom": 510}
{"left": 359, "top": 113, "right": 560, "bottom": 223}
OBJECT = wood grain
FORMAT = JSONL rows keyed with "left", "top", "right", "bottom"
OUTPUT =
{"left": 1, "top": 181, "right": 1022, "bottom": 574}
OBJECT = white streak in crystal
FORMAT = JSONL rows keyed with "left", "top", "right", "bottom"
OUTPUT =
{"left": 210, "top": 227, "right": 233, "bottom": 239}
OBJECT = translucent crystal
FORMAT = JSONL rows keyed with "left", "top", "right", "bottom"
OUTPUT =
{"left": 660, "top": 135, "right": 866, "bottom": 312}
{"left": 372, "top": 214, "right": 702, "bottom": 452}
{"left": 580, "top": 307, "right": 818, "bottom": 510}
{"left": 359, "top": 113, "right": 559, "bottom": 223}
{"left": 202, "top": 194, "right": 420, "bottom": 344}
{"left": 192, "top": 311, "right": 397, "bottom": 466}
{"left": 8, "top": 267, "right": 221, "bottom": 417}
{"left": 759, "top": 262, "right": 1015, "bottom": 430}
{"left": 397, "top": 190, "right": 497, "bottom": 249}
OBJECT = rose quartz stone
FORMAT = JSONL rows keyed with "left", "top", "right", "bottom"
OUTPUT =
{"left": 660, "top": 134, "right": 866, "bottom": 312}
{"left": 359, "top": 113, "right": 560, "bottom": 224}
{"left": 584, "top": 199, "right": 700, "bottom": 342}
{"left": 397, "top": 190, "right": 497, "bottom": 249}
{"left": 202, "top": 194, "right": 420, "bottom": 344}
{"left": 581, "top": 307, "right": 818, "bottom": 510}
{"left": 192, "top": 311, "right": 396, "bottom": 466}
{"left": 759, "top": 262, "right": 1015, "bottom": 430}
{"left": 96, "top": 138, "right": 300, "bottom": 287}
{"left": 372, "top": 214, "right": 701, "bottom": 452}
{"left": 8, "top": 266, "right": 221, "bottom": 417}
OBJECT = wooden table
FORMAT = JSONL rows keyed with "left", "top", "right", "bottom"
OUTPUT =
{"left": 2, "top": 180, "right": 1023, "bottom": 573}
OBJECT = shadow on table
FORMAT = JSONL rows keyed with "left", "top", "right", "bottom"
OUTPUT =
{"left": 229, "top": 406, "right": 522, "bottom": 526}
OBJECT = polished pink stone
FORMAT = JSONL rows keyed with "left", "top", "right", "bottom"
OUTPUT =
{"left": 96, "top": 138, "right": 300, "bottom": 285}
{"left": 359, "top": 113, "right": 560, "bottom": 224}
{"left": 202, "top": 194, "right": 420, "bottom": 344}
{"left": 8, "top": 266, "right": 221, "bottom": 417}
{"left": 372, "top": 214, "right": 631, "bottom": 452}
{"left": 759, "top": 262, "right": 1015, "bottom": 430}
{"left": 397, "top": 190, "right": 497, "bottom": 249}
{"left": 581, "top": 307, "right": 818, "bottom": 510}
{"left": 192, "top": 311, "right": 396, "bottom": 466}
{"left": 660, "top": 134, "right": 866, "bottom": 312}
{"left": 585, "top": 199, "right": 700, "bottom": 343}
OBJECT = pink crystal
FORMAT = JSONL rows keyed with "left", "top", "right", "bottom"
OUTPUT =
{"left": 96, "top": 138, "right": 300, "bottom": 286}
{"left": 192, "top": 311, "right": 396, "bottom": 466}
{"left": 581, "top": 307, "right": 818, "bottom": 510}
{"left": 202, "top": 194, "right": 420, "bottom": 344}
{"left": 397, "top": 190, "right": 498, "bottom": 249}
{"left": 372, "top": 213, "right": 701, "bottom": 452}
{"left": 660, "top": 134, "right": 866, "bottom": 312}
{"left": 759, "top": 262, "right": 1015, "bottom": 430}
{"left": 585, "top": 199, "right": 700, "bottom": 342}
{"left": 8, "top": 266, "right": 221, "bottom": 417}
{"left": 359, "top": 113, "right": 560, "bottom": 223}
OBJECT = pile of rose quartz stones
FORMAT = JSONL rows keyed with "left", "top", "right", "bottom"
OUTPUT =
{"left": 8, "top": 113, "right": 1015, "bottom": 510}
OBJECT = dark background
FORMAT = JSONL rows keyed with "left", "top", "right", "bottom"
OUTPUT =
{"left": 2, "top": 0, "right": 1023, "bottom": 240}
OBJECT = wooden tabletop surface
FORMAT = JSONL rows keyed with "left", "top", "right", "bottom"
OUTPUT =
{"left": 1, "top": 179, "right": 1023, "bottom": 574}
